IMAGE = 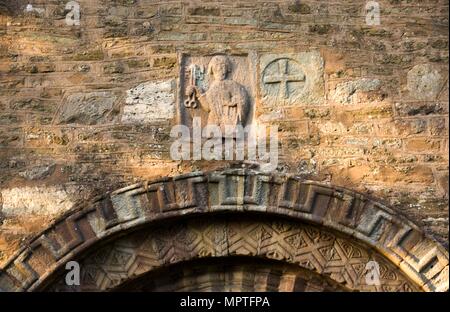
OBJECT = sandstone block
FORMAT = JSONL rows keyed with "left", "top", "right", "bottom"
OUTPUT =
{"left": 55, "top": 91, "right": 117, "bottom": 125}
{"left": 0, "top": 186, "right": 77, "bottom": 217}
{"left": 18, "top": 163, "right": 56, "bottom": 180}
{"left": 121, "top": 80, "right": 175, "bottom": 124}
{"left": 405, "top": 138, "right": 441, "bottom": 152}
{"left": 407, "top": 64, "right": 443, "bottom": 100}
{"left": 395, "top": 102, "right": 445, "bottom": 116}
{"left": 429, "top": 118, "right": 447, "bottom": 136}
{"left": 331, "top": 78, "right": 381, "bottom": 105}
{"left": 394, "top": 119, "right": 427, "bottom": 136}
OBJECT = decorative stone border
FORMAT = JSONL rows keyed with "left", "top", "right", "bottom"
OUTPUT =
{"left": 47, "top": 216, "right": 421, "bottom": 292}
{"left": 0, "top": 167, "right": 448, "bottom": 292}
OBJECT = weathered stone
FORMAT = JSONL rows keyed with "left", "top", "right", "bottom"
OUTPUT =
{"left": 258, "top": 108, "right": 284, "bottom": 122}
{"left": 187, "top": 6, "right": 220, "bottom": 16}
{"left": 331, "top": 79, "right": 382, "bottom": 104}
{"left": 103, "top": 62, "right": 125, "bottom": 74}
{"left": 130, "top": 22, "right": 157, "bottom": 36}
{"left": 152, "top": 56, "right": 177, "bottom": 69}
{"left": 25, "top": 63, "right": 55, "bottom": 74}
{"left": 394, "top": 119, "right": 427, "bottom": 135}
{"left": 309, "top": 24, "right": 331, "bottom": 34}
{"left": 405, "top": 138, "right": 441, "bottom": 152}
{"left": 287, "top": 1, "right": 311, "bottom": 14}
{"left": 18, "top": 163, "right": 55, "bottom": 180}
{"left": 126, "top": 59, "right": 150, "bottom": 69}
{"left": 121, "top": 80, "right": 175, "bottom": 124}
{"left": 372, "top": 138, "right": 402, "bottom": 150}
{"left": 407, "top": 64, "right": 443, "bottom": 100}
{"left": 436, "top": 172, "right": 449, "bottom": 197}
{"left": 404, "top": 165, "right": 435, "bottom": 184}
{"left": 395, "top": 102, "right": 445, "bottom": 116}
{"left": 260, "top": 51, "right": 325, "bottom": 106}
{"left": 70, "top": 49, "right": 104, "bottom": 61}
{"left": 55, "top": 92, "right": 117, "bottom": 125}
{"left": 0, "top": 186, "right": 77, "bottom": 217}
{"left": 10, "top": 98, "right": 43, "bottom": 111}
{"left": 429, "top": 118, "right": 447, "bottom": 136}
{"left": 318, "top": 121, "right": 347, "bottom": 135}
{"left": 74, "top": 64, "right": 91, "bottom": 72}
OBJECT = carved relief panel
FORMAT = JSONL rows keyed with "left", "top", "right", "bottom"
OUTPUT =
{"left": 259, "top": 52, "right": 325, "bottom": 107}
{"left": 177, "top": 52, "right": 325, "bottom": 130}
{"left": 178, "top": 54, "right": 256, "bottom": 131}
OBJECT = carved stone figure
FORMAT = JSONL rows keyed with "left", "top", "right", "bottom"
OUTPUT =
{"left": 184, "top": 55, "right": 250, "bottom": 129}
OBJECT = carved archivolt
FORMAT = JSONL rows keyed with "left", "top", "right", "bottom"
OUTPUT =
{"left": 0, "top": 168, "right": 447, "bottom": 292}
{"left": 47, "top": 216, "right": 420, "bottom": 292}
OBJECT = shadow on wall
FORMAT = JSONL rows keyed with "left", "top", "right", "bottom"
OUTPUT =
{"left": 0, "top": 0, "right": 26, "bottom": 15}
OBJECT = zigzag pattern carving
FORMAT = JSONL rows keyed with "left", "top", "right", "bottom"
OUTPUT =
{"left": 47, "top": 217, "right": 420, "bottom": 292}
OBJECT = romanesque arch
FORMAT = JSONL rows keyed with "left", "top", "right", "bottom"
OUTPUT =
{"left": 0, "top": 167, "right": 448, "bottom": 292}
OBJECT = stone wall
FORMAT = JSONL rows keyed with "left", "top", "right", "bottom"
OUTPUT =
{"left": 0, "top": 0, "right": 448, "bottom": 265}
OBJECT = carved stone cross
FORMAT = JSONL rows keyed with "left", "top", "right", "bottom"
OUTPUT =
{"left": 263, "top": 58, "right": 306, "bottom": 99}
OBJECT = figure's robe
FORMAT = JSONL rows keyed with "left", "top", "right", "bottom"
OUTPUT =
{"left": 201, "top": 80, "right": 249, "bottom": 130}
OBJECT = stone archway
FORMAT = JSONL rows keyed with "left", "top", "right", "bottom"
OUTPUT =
{"left": 44, "top": 215, "right": 420, "bottom": 292}
{"left": 0, "top": 167, "right": 448, "bottom": 292}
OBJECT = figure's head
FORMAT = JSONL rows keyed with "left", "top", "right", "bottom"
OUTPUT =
{"left": 208, "top": 55, "right": 231, "bottom": 81}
